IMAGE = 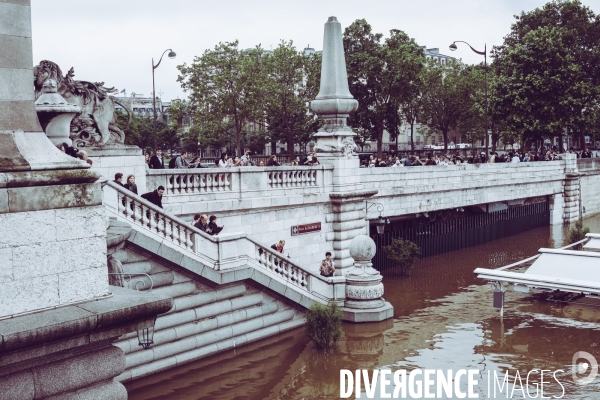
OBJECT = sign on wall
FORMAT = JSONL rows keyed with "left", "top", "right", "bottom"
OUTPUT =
{"left": 291, "top": 222, "right": 321, "bottom": 236}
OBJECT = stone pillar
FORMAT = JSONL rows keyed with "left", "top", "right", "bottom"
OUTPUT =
{"left": 563, "top": 173, "right": 581, "bottom": 224}
{"left": 0, "top": 2, "right": 171, "bottom": 398}
{"left": 310, "top": 16, "right": 360, "bottom": 192}
{"left": 342, "top": 235, "right": 393, "bottom": 322}
{"left": 329, "top": 190, "right": 377, "bottom": 271}
{"left": 562, "top": 153, "right": 581, "bottom": 224}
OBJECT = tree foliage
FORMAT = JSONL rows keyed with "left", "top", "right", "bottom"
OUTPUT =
{"left": 420, "top": 60, "right": 479, "bottom": 152}
{"left": 565, "top": 219, "right": 590, "bottom": 248}
{"left": 262, "top": 41, "right": 321, "bottom": 159}
{"left": 492, "top": 0, "right": 600, "bottom": 147}
{"left": 383, "top": 238, "right": 421, "bottom": 275}
{"left": 177, "top": 41, "right": 263, "bottom": 156}
{"left": 305, "top": 301, "right": 343, "bottom": 351}
{"left": 343, "top": 19, "right": 425, "bottom": 157}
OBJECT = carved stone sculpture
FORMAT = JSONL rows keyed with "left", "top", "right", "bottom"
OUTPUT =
{"left": 33, "top": 60, "right": 131, "bottom": 147}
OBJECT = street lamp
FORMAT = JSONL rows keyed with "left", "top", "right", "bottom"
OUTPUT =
{"left": 366, "top": 201, "right": 388, "bottom": 235}
{"left": 449, "top": 41, "right": 488, "bottom": 156}
{"left": 152, "top": 49, "right": 176, "bottom": 146}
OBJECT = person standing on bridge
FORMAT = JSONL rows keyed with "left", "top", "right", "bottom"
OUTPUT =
{"left": 149, "top": 148, "right": 165, "bottom": 169}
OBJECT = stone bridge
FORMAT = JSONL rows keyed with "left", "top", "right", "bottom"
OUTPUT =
{"left": 146, "top": 154, "right": 595, "bottom": 273}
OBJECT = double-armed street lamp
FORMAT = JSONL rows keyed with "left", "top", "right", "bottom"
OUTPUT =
{"left": 152, "top": 49, "right": 177, "bottom": 142}
{"left": 449, "top": 41, "right": 488, "bottom": 156}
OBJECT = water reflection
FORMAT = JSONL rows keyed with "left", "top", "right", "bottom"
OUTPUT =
{"left": 127, "top": 215, "right": 600, "bottom": 399}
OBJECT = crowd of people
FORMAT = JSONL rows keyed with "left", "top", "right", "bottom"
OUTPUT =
{"left": 359, "top": 146, "right": 596, "bottom": 168}
{"left": 145, "top": 148, "right": 321, "bottom": 169}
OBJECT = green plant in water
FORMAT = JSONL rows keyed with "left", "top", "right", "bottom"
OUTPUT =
{"left": 565, "top": 219, "right": 590, "bottom": 249}
{"left": 305, "top": 302, "right": 343, "bottom": 351}
{"left": 383, "top": 237, "right": 421, "bottom": 275}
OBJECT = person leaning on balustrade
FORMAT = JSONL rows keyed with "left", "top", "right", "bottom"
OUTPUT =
{"left": 124, "top": 174, "right": 138, "bottom": 194}
{"left": 267, "top": 155, "right": 281, "bottom": 166}
{"left": 218, "top": 153, "right": 230, "bottom": 168}
{"left": 141, "top": 186, "right": 164, "bottom": 209}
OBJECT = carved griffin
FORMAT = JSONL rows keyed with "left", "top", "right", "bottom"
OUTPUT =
{"left": 33, "top": 60, "right": 131, "bottom": 147}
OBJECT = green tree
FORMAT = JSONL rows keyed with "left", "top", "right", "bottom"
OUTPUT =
{"left": 177, "top": 41, "right": 264, "bottom": 156}
{"left": 400, "top": 77, "right": 427, "bottom": 151}
{"left": 117, "top": 111, "right": 167, "bottom": 151}
{"left": 565, "top": 219, "right": 590, "bottom": 248}
{"left": 492, "top": 0, "right": 600, "bottom": 149}
{"left": 263, "top": 41, "right": 321, "bottom": 160}
{"left": 421, "top": 60, "right": 479, "bottom": 152}
{"left": 383, "top": 238, "right": 421, "bottom": 275}
{"left": 343, "top": 19, "right": 425, "bottom": 158}
{"left": 305, "top": 302, "right": 343, "bottom": 351}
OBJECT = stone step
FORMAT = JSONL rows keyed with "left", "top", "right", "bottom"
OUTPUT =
{"left": 123, "top": 327, "right": 306, "bottom": 396}
{"left": 111, "top": 249, "right": 148, "bottom": 264}
{"left": 117, "top": 309, "right": 302, "bottom": 382}
{"left": 117, "top": 283, "right": 250, "bottom": 341}
{"left": 123, "top": 270, "right": 173, "bottom": 291}
{"left": 165, "top": 284, "right": 247, "bottom": 315}
{"left": 124, "top": 308, "right": 295, "bottom": 370}
{"left": 121, "top": 261, "right": 152, "bottom": 274}
{"left": 115, "top": 292, "right": 268, "bottom": 354}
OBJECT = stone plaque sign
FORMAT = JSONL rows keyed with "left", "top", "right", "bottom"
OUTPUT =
{"left": 291, "top": 222, "right": 321, "bottom": 236}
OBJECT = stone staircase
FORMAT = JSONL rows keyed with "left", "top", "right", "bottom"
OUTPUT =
{"left": 107, "top": 229, "right": 305, "bottom": 383}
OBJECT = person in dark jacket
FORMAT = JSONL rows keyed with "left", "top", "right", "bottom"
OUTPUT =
{"left": 266, "top": 155, "right": 280, "bottom": 166}
{"left": 194, "top": 214, "right": 212, "bottom": 234}
{"left": 141, "top": 186, "right": 164, "bottom": 208}
{"left": 114, "top": 172, "right": 125, "bottom": 188}
{"left": 208, "top": 215, "right": 224, "bottom": 235}
{"left": 124, "top": 174, "right": 138, "bottom": 194}
{"left": 148, "top": 148, "right": 165, "bottom": 169}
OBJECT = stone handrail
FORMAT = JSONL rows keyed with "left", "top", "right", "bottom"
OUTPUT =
{"left": 102, "top": 180, "right": 343, "bottom": 301}
{"left": 147, "top": 165, "right": 333, "bottom": 197}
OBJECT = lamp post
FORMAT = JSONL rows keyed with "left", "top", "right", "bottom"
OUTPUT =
{"left": 152, "top": 49, "right": 176, "bottom": 147}
{"left": 449, "top": 41, "right": 488, "bottom": 156}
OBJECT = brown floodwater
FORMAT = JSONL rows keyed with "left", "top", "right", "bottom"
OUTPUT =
{"left": 127, "top": 215, "right": 600, "bottom": 399}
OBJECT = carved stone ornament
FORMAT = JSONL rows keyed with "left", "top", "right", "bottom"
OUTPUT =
{"left": 341, "top": 137, "right": 357, "bottom": 158}
{"left": 33, "top": 60, "right": 132, "bottom": 147}
{"left": 346, "top": 283, "right": 384, "bottom": 300}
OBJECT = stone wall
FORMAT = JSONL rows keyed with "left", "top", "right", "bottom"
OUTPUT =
{"left": 0, "top": 195, "right": 109, "bottom": 317}
{"left": 578, "top": 159, "right": 600, "bottom": 217}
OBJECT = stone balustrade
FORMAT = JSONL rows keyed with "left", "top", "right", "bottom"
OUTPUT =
{"left": 103, "top": 180, "right": 343, "bottom": 302}
{"left": 146, "top": 165, "right": 333, "bottom": 202}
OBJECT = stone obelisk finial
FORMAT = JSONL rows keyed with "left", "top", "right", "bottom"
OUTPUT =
{"left": 311, "top": 16, "right": 358, "bottom": 159}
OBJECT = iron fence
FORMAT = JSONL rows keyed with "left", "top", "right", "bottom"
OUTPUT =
{"left": 372, "top": 200, "right": 550, "bottom": 269}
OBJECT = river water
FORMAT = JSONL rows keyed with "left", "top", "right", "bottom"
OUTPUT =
{"left": 127, "top": 215, "right": 600, "bottom": 399}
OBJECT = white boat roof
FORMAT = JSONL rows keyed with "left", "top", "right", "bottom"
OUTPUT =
{"left": 583, "top": 233, "right": 600, "bottom": 252}
{"left": 474, "top": 237, "right": 600, "bottom": 294}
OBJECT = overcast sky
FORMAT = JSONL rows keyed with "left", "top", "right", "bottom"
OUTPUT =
{"left": 31, "top": 0, "right": 600, "bottom": 102}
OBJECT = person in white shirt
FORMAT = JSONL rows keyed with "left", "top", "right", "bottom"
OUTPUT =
{"left": 511, "top": 153, "right": 521, "bottom": 163}
{"left": 218, "top": 153, "right": 230, "bottom": 168}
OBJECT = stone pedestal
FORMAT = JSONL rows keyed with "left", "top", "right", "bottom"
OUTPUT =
{"left": 342, "top": 235, "right": 393, "bottom": 322}
{"left": 87, "top": 144, "right": 147, "bottom": 194}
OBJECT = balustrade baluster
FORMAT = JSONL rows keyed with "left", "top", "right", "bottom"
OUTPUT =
{"left": 224, "top": 173, "right": 231, "bottom": 191}
{"left": 117, "top": 193, "right": 126, "bottom": 215}
{"left": 140, "top": 204, "right": 149, "bottom": 228}
{"left": 268, "top": 172, "right": 274, "bottom": 187}
{"left": 185, "top": 228, "right": 193, "bottom": 249}
{"left": 182, "top": 174, "right": 188, "bottom": 193}
{"left": 149, "top": 209, "right": 159, "bottom": 233}
{"left": 170, "top": 219, "right": 179, "bottom": 244}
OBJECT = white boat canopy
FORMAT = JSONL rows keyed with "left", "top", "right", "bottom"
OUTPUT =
{"left": 474, "top": 234, "right": 600, "bottom": 295}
